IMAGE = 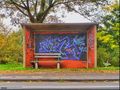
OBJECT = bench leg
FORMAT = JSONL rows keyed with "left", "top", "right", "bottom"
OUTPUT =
{"left": 57, "top": 62, "right": 60, "bottom": 69}
{"left": 35, "top": 62, "right": 38, "bottom": 69}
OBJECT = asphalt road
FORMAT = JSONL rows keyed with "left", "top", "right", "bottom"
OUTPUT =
{"left": 0, "top": 81, "right": 119, "bottom": 90}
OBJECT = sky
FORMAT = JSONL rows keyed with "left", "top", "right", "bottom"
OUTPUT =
{"left": 3, "top": 11, "right": 91, "bottom": 31}
{"left": 61, "top": 12, "right": 90, "bottom": 23}
{"left": 4, "top": 12, "right": 90, "bottom": 24}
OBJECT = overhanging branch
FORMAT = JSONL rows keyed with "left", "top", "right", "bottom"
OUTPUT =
{"left": 64, "top": 4, "right": 94, "bottom": 22}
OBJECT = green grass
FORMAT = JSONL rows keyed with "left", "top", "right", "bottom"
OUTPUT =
{"left": 91, "top": 67, "right": 119, "bottom": 70}
{"left": 0, "top": 63, "right": 33, "bottom": 70}
{"left": 0, "top": 63, "right": 119, "bottom": 71}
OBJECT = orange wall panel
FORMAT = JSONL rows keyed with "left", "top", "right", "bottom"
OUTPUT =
{"left": 25, "top": 28, "right": 34, "bottom": 67}
{"left": 87, "top": 26, "right": 96, "bottom": 68}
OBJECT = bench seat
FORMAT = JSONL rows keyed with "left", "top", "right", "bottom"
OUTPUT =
{"left": 31, "top": 53, "right": 61, "bottom": 69}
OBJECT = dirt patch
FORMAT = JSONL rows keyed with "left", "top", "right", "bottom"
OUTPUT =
{"left": 0, "top": 70, "right": 119, "bottom": 75}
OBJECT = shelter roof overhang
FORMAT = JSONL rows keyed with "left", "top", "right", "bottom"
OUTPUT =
{"left": 21, "top": 23, "right": 97, "bottom": 33}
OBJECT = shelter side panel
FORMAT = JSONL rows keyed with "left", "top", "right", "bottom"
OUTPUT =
{"left": 87, "top": 26, "right": 96, "bottom": 67}
{"left": 25, "top": 28, "right": 34, "bottom": 67}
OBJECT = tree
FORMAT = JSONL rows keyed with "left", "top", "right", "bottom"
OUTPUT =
{"left": 0, "top": 17, "right": 12, "bottom": 51}
{"left": 0, "top": 29, "right": 23, "bottom": 64}
{"left": 0, "top": 0, "right": 109, "bottom": 24}
{"left": 97, "top": 1, "right": 119, "bottom": 66}
{"left": 0, "top": 17, "right": 22, "bottom": 64}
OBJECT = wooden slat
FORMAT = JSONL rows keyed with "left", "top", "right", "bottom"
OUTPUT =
{"left": 23, "top": 26, "right": 26, "bottom": 68}
{"left": 35, "top": 53, "right": 61, "bottom": 56}
{"left": 94, "top": 25, "right": 97, "bottom": 68}
{"left": 86, "top": 30, "right": 88, "bottom": 68}
{"left": 35, "top": 56, "right": 61, "bottom": 58}
{"left": 31, "top": 60, "right": 60, "bottom": 63}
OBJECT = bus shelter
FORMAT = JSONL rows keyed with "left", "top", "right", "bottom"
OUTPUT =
{"left": 21, "top": 23, "right": 97, "bottom": 68}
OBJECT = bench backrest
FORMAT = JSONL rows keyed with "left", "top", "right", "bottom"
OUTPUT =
{"left": 34, "top": 53, "right": 61, "bottom": 59}
{"left": 35, "top": 53, "right": 61, "bottom": 56}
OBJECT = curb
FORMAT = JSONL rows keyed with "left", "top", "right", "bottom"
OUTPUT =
{"left": 0, "top": 78, "right": 119, "bottom": 82}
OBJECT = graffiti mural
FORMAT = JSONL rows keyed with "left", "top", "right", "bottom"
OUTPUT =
{"left": 35, "top": 34, "right": 87, "bottom": 60}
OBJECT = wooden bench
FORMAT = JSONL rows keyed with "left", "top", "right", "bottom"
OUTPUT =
{"left": 31, "top": 53, "right": 61, "bottom": 69}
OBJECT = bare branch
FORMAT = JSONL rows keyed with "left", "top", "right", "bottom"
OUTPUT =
{"left": 40, "top": 2, "right": 56, "bottom": 22}
{"left": 64, "top": 3, "right": 93, "bottom": 22}
{"left": 26, "top": 0, "right": 29, "bottom": 8}
{"left": 40, "top": 0, "right": 45, "bottom": 12}
{"left": 14, "top": 4, "right": 28, "bottom": 16}
{"left": 54, "top": 0, "right": 76, "bottom": 6}
{"left": 21, "top": 0, "right": 27, "bottom": 8}
{"left": 10, "top": 0, "right": 26, "bottom": 9}
{"left": 31, "top": 0, "right": 38, "bottom": 17}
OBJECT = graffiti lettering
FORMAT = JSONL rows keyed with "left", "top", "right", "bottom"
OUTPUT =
{"left": 35, "top": 34, "right": 87, "bottom": 60}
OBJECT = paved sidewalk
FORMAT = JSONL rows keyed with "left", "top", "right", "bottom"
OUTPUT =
{"left": 0, "top": 72, "right": 119, "bottom": 81}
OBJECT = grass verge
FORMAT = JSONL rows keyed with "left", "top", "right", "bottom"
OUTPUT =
{"left": 0, "top": 63, "right": 119, "bottom": 72}
{"left": 0, "top": 63, "right": 32, "bottom": 70}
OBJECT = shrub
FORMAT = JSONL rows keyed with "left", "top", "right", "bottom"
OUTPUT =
{"left": 97, "top": 47, "right": 119, "bottom": 67}
{"left": 97, "top": 47, "right": 110, "bottom": 67}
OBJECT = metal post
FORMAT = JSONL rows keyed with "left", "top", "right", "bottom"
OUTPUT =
{"left": 35, "top": 62, "right": 38, "bottom": 69}
{"left": 57, "top": 56, "right": 60, "bottom": 69}
{"left": 57, "top": 62, "right": 60, "bottom": 69}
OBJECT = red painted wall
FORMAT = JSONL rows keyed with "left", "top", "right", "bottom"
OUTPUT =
{"left": 25, "top": 28, "right": 34, "bottom": 67}
{"left": 87, "top": 26, "right": 96, "bottom": 68}
{"left": 38, "top": 60, "right": 86, "bottom": 68}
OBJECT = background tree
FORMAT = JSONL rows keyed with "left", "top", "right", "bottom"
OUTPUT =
{"left": 0, "top": 0, "right": 109, "bottom": 25}
{"left": 97, "top": 1, "right": 119, "bottom": 67}
{"left": 0, "top": 29, "right": 23, "bottom": 64}
{"left": 0, "top": 16, "right": 23, "bottom": 64}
